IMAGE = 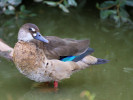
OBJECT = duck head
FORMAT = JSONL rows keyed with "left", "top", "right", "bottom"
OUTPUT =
{"left": 18, "top": 23, "right": 49, "bottom": 43}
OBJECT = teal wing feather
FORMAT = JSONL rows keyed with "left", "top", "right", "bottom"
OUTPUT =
{"left": 61, "top": 48, "right": 94, "bottom": 62}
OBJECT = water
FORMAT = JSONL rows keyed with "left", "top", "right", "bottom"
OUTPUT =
{"left": 0, "top": 4, "right": 133, "bottom": 100}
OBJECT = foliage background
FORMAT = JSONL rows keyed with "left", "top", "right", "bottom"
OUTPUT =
{"left": 0, "top": 0, "right": 133, "bottom": 26}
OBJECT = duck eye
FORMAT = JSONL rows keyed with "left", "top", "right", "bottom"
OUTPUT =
{"left": 29, "top": 28, "right": 32, "bottom": 31}
{"left": 29, "top": 27, "right": 36, "bottom": 32}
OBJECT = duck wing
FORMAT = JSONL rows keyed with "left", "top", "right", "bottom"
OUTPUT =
{"left": 43, "top": 36, "right": 91, "bottom": 59}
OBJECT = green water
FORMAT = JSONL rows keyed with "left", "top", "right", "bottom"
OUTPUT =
{"left": 0, "top": 5, "right": 133, "bottom": 100}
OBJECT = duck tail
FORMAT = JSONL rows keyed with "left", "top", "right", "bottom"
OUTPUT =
{"left": 61, "top": 48, "right": 109, "bottom": 71}
{"left": 81, "top": 55, "right": 109, "bottom": 65}
{"left": 75, "top": 55, "right": 109, "bottom": 70}
{"left": 94, "top": 58, "right": 109, "bottom": 64}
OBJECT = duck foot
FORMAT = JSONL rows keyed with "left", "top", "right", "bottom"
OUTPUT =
{"left": 54, "top": 81, "right": 58, "bottom": 88}
{"left": 54, "top": 81, "right": 58, "bottom": 92}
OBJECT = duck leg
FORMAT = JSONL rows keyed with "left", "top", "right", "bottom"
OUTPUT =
{"left": 54, "top": 81, "right": 58, "bottom": 88}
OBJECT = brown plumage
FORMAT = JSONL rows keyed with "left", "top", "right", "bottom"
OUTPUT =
{"left": 13, "top": 23, "right": 108, "bottom": 88}
{"left": 30, "top": 36, "right": 90, "bottom": 59}
{"left": 13, "top": 41, "right": 97, "bottom": 82}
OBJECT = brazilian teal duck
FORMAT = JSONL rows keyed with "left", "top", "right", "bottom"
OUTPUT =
{"left": 13, "top": 23, "right": 108, "bottom": 88}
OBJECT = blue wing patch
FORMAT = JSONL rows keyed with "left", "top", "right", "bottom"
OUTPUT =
{"left": 61, "top": 56, "right": 76, "bottom": 62}
{"left": 60, "top": 48, "right": 94, "bottom": 62}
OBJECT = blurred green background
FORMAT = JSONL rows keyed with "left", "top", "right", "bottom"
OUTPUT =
{"left": 0, "top": 0, "right": 133, "bottom": 100}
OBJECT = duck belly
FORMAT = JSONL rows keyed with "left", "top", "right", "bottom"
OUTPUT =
{"left": 16, "top": 66, "right": 53, "bottom": 82}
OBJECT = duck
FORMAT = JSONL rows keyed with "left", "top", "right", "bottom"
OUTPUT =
{"left": 13, "top": 23, "right": 108, "bottom": 88}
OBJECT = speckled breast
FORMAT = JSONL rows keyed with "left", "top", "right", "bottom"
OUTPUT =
{"left": 13, "top": 41, "right": 52, "bottom": 82}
